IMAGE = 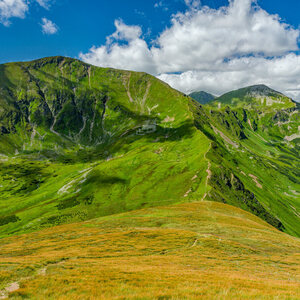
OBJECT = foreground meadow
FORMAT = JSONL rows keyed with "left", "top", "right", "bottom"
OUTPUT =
{"left": 0, "top": 201, "right": 299, "bottom": 299}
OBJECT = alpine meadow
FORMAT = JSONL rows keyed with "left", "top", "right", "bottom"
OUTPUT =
{"left": 0, "top": 0, "right": 300, "bottom": 299}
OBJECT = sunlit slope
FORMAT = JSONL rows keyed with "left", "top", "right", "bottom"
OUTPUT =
{"left": 0, "top": 57, "right": 211, "bottom": 237}
{"left": 0, "top": 202, "right": 299, "bottom": 299}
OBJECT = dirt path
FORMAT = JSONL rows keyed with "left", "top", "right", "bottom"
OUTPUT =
{"left": 0, "top": 282, "right": 20, "bottom": 299}
{"left": 0, "top": 260, "right": 68, "bottom": 299}
{"left": 201, "top": 144, "right": 212, "bottom": 201}
{"left": 58, "top": 167, "right": 93, "bottom": 195}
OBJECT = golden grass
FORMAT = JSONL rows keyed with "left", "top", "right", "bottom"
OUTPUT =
{"left": 0, "top": 201, "right": 299, "bottom": 299}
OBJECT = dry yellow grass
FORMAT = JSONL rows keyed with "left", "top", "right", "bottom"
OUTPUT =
{"left": 0, "top": 201, "right": 299, "bottom": 299}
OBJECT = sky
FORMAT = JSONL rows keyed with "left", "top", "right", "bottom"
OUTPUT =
{"left": 0, "top": 0, "right": 300, "bottom": 100}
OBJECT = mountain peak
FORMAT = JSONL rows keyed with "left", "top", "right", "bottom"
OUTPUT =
{"left": 246, "top": 84, "right": 283, "bottom": 96}
{"left": 211, "top": 84, "right": 294, "bottom": 110}
{"left": 189, "top": 90, "right": 215, "bottom": 104}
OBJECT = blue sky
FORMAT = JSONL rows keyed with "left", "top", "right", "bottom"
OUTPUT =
{"left": 1, "top": 0, "right": 299, "bottom": 63}
{"left": 0, "top": 0, "right": 300, "bottom": 99}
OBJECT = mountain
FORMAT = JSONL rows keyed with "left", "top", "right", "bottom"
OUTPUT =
{"left": 209, "top": 84, "right": 299, "bottom": 153}
{"left": 189, "top": 90, "right": 215, "bottom": 104}
{"left": 211, "top": 84, "right": 295, "bottom": 110}
{"left": 0, "top": 57, "right": 299, "bottom": 240}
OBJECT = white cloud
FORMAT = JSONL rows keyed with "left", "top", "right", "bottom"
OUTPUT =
{"left": 0, "top": 0, "right": 53, "bottom": 26}
{"left": 80, "top": 0, "right": 300, "bottom": 100}
{"left": 35, "top": 0, "right": 51, "bottom": 9}
{"left": 0, "top": 0, "right": 28, "bottom": 26}
{"left": 184, "top": 0, "right": 201, "bottom": 10}
{"left": 41, "top": 17, "right": 58, "bottom": 34}
{"left": 80, "top": 20, "right": 155, "bottom": 73}
{"left": 152, "top": 0, "right": 299, "bottom": 73}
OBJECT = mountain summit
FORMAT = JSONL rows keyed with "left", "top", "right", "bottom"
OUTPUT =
{"left": 211, "top": 84, "right": 295, "bottom": 110}
{"left": 189, "top": 91, "right": 215, "bottom": 104}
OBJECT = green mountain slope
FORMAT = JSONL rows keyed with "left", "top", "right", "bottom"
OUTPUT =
{"left": 203, "top": 84, "right": 300, "bottom": 236}
{"left": 0, "top": 57, "right": 211, "bottom": 237}
{"left": 0, "top": 57, "right": 299, "bottom": 238}
{"left": 189, "top": 91, "right": 215, "bottom": 104}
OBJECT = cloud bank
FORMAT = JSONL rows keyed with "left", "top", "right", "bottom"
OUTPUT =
{"left": 80, "top": 0, "right": 300, "bottom": 100}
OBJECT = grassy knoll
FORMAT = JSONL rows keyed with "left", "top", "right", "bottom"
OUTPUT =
{"left": 0, "top": 201, "right": 299, "bottom": 299}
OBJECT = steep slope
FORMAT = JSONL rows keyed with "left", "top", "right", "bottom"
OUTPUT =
{"left": 189, "top": 90, "right": 215, "bottom": 104}
{"left": 0, "top": 57, "right": 211, "bottom": 237}
{"left": 0, "top": 56, "right": 193, "bottom": 152}
{"left": 0, "top": 58, "right": 299, "bottom": 239}
{"left": 0, "top": 202, "right": 299, "bottom": 299}
{"left": 200, "top": 85, "right": 300, "bottom": 236}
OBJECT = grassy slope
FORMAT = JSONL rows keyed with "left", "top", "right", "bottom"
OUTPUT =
{"left": 197, "top": 86, "right": 300, "bottom": 237}
{"left": 0, "top": 57, "right": 211, "bottom": 237}
{"left": 0, "top": 201, "right": 299, "bottom": 299}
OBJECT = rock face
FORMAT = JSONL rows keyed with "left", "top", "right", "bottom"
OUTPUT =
{"left": 0, "top": 57, "right": 299, "bottom": 239}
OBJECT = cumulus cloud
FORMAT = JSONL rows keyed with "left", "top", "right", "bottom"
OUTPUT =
{"left": 0, "top": 0, "right": 28, "bottom": 26}
{"left": 35, "top": 0, "right": 52, "bottom": 9}
{"left": 0, "top": 0, "right": 54, "bottom": 26}
{"left": 80, "top": 0, "right": 300, "bottom": 100}
{"left": 80, "top": 20, "right": 155, "bottom": 73}
{"left": 41, "top": 17, "right": 58, "bottom": 34}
